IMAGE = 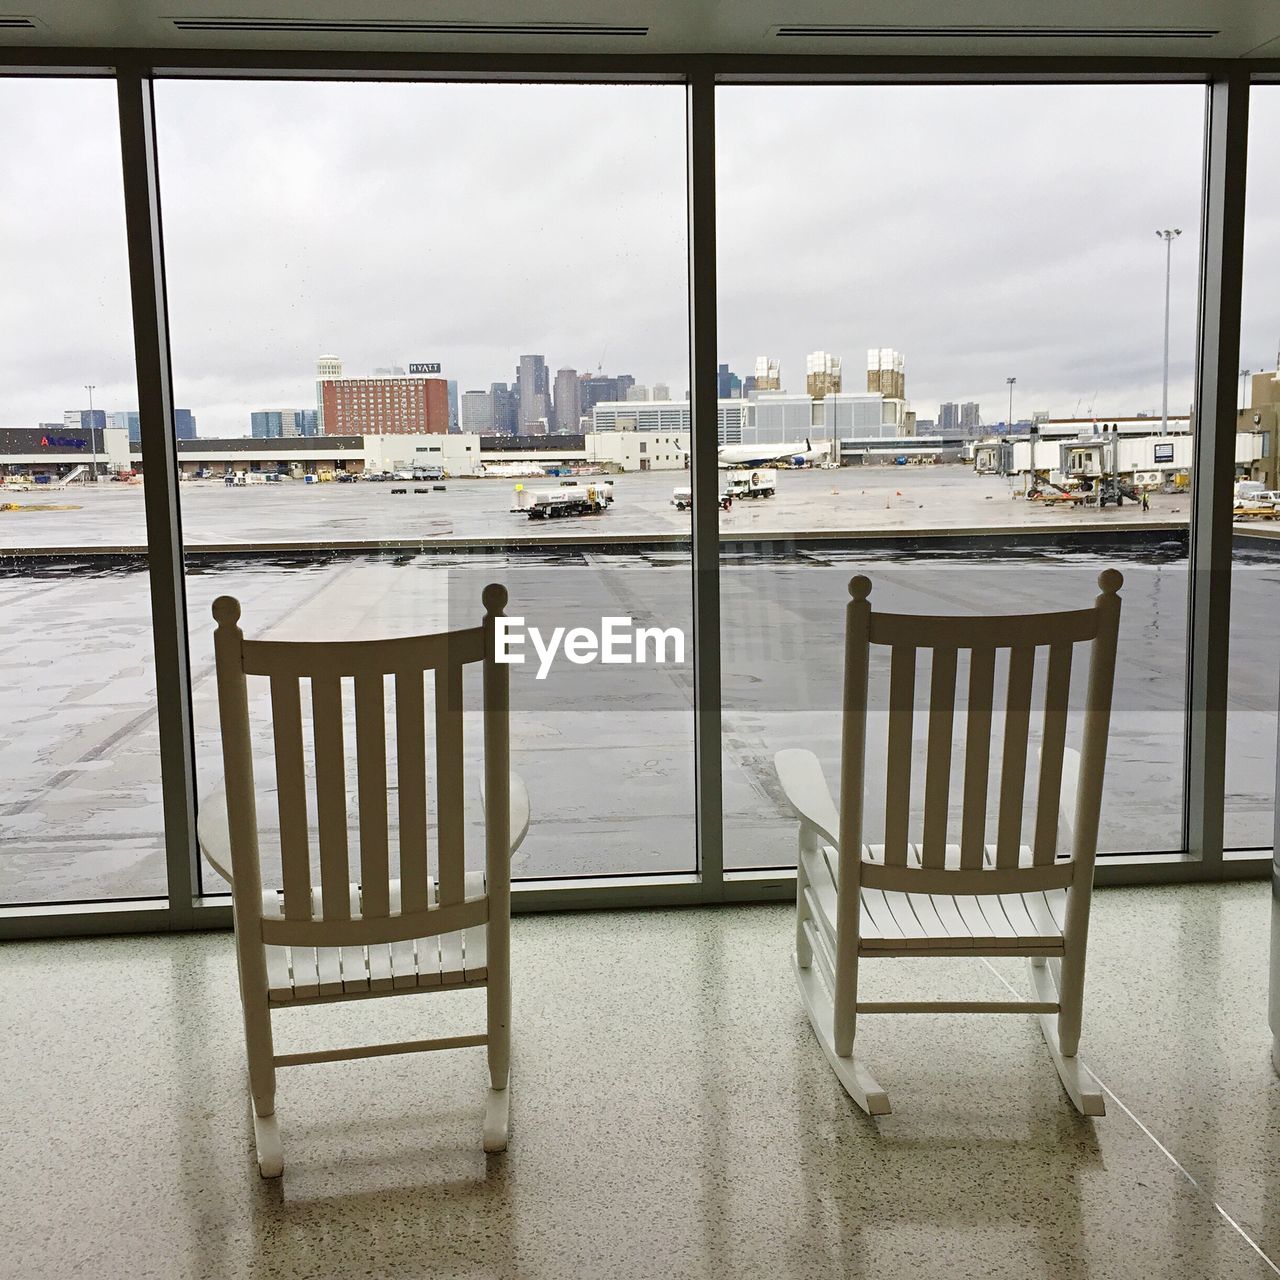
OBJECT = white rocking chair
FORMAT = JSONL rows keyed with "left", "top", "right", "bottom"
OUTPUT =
{"left": 777, "top": 569, "right": 1122, "bottom": 1117}
{"left": 201, "top": 583, "right": 528, "bottom": 1176}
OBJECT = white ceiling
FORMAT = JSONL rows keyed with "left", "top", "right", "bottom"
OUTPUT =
{"left": 5, "top": 0, "right": 1280, "bottom": 60}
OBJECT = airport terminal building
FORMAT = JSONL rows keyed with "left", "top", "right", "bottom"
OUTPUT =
{"left": 0, "top": 425, "right": 691, "bottom": 481}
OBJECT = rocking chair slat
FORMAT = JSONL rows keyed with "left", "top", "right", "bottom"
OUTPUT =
{"left": 883, "top": 645, "right": 916, "bottom": 867}
{"left": 995, "top": 645, "right": 1035, "bottom": 868}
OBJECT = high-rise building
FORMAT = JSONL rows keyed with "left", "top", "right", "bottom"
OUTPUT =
{"left": 316, "top": 354, "right": 342, "bottom": 432}
{"left": 754, "top": 356, "right": 782, "bottom": 391}
{"left": 806, "top": 351, "right": 842, "bottom": 399}
{"left": 625, "top": 384, "right": 651, "bottom": 402}
{"left": 106, "top": 411, "right": 139, "bottom": 440}
{"left": 63, "top": 409, "right": 106, "bottom": 432}
{"left": 461, "top": 390, "right": 494, "bottom": 432}
{"left": 490, "top": 382, "right": 518, "bottom": 434}
{"left": 867, "top": 348, "right": 905, "bottom": 400}
{"left": 320, "top": 375, "right": 449, "bottom": 435}
{"left": 518, "top": 355, "right": 551, "bottom": 432}
{"left": 251, "top": 409, "right": 316, "bottom": 438}
{"left": 106, "top": 409, "right": 196, "bottom": 441}
{"left": 579, "top": 373, "right": 638, "bottom": 413}
{"left": 938, "top": 402, "right": 959, "bottom": 432}
{"left": 652, "top": 382, "right": 671, "bottom": 401}
{"left": 960, "top": 402, "right": 981, "bottom": 433}
{"left": 717, "top": 363, "right": 742, "bottom": 398}
{"left": 553, "top": 368, "right": 582, "bottom": 433}
{"left": 447, "top": 380, "right": 459, "bottom": 432}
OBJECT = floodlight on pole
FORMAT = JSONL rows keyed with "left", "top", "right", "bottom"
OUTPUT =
{"left": 1006, "top": 376, "right": 1016, "bottom": 432}
{"left": 1156, "top": 229, "right": 1182, "bottom": 433}
{"left": 85, "top": 384, "right": 97, "bottom": 483}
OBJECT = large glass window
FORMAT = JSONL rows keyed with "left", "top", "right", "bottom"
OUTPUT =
{"left": 1228, "top": 81, "right": 1280, "bottom": 852}
{"left": 0, "top": 77, "right": 159, "bottom": 904}
{"left": 715, "top": 84, "right": 1205, "bottom": 869}
{"left": 152, "top": 80, "right": 693, "bottom": 888}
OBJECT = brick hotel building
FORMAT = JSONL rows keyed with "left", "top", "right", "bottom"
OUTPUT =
{"left": 320, "top": 374, "right": 449, "bottom": 435}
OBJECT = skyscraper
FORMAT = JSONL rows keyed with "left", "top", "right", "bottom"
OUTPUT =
{"left": 717, "top": 363, "right": 742, "bottom": 398}
{"left": 805, "top": 351, "right": 842, "bottom": 399}
{"left": 938, "top": 402, "right": 959, "bottom": 432}
{"left": 754, "top": 356, "right": 781, "bottom": 391}
{"left": 490, "top": 382, "right": 518, "bottom": 434}
{"left": 316, "top": 354, "right": 342, "bottom": 432}
{"left": 518, "top": 355, "right": 551, "bottom": 432}
{"left": 867, "top": 348, "right": 905, "bottom": 400}
{"left": 652, "top": 382, "right": 671, "bottom": 401}
{"left": 447, "top": 380, "right": 459, "bottom": 432}
{"left": 553, "top": 368, "right": 582, "bottom": 433}
{"left": 960, "top": 401, "right": 981, "bottom": 433}
{"left": 461, "top": 390, "right": 494, "bottom": 432}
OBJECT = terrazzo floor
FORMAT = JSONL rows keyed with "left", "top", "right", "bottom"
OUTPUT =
{"left": 4, "top": 883, "right": 1280, "bottom": 1279}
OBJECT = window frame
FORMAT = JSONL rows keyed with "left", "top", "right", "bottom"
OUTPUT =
{"left": 0, "top": 49, "right": 1271, "bottom": 938}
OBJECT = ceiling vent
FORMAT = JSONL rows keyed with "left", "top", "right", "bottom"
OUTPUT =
{"left": 170, "top": 17, "right": 649, "bottom": 37}
{"left": 773, "top": 24, "right": 1219, "bottom": 40}
{"left": 0, "top": 15, "right": 38, "bottom": 27}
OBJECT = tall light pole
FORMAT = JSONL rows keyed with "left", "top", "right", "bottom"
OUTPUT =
{"left": 1157, "top": 228, "right": 1182, "bottom": 433}
{"left": 1006, "top": 376, "right": 1016, "bottom": 432}
{"left": 85, "top": 383, "right": 97, "bottom": 482}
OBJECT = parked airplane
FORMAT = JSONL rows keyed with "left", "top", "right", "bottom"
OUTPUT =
{"left": 716, "top": 437, "right": 827, "bottom": 468}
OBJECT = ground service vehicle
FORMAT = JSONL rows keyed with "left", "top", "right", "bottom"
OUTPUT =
{"left": 721, "top": 468, "right": 776, "bottom": 500}
{"left": 514, "top": 481, "right": 613, "bottom": 519}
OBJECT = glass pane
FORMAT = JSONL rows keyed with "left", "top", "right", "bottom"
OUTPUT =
{"left": 153, "top": 80, "right": 693, "bottom": 890}
{"left": 0, "top": 77, "right": 161, "bottom": 904}
{"left": 1229, "top": 82, "right": 1280, "bottom": 851}
{"left": 716, "top": 84, "right": 1204, "bottom": 869}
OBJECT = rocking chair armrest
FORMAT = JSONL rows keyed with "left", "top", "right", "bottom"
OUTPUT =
{"left": 196, "top": 784, "right": 233, "bottom": 887}
{"left": 1056, "top": 745, "right": 1081, "bottom": 850}
{"left": 480, "top": 771, "right": 531, "bottom": 856}
{"left": 774, "top": 749, "right": 841, "bottom": 851}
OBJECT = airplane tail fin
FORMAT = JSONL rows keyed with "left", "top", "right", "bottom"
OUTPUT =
{"left": 805, "top": 437, "right": 812, "bottom": 451}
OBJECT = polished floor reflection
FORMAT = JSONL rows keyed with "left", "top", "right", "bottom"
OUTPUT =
{"left": 4, "top": 883, "right": 1278, "bottom": 1278}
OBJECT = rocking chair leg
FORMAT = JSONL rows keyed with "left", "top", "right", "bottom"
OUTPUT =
{"left": 1028, "top": 957, "right": 1105, "bottom": 1117}
{"left": 793, "top": 954, "right": 890, "bottom": 1116}
{"left": 252, "top": 1107, "right": 284, "bottom": 1178}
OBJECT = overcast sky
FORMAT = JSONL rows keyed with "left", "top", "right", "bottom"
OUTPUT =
{"left": 3, "top": 77, "right": 1280, "bottom": 436}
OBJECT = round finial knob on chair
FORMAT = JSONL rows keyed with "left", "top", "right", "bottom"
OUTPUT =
{"left": 848, "top": 574, "right": 873, "bottom": 601}
{"left": 212, "top": 595, "right": 242, "bottom": 626}
{"left": 483, "top": 583, "right": 509, "bottom": 614}
{"left": 1097, "top": 569, "right": 1124, "bottom": 595}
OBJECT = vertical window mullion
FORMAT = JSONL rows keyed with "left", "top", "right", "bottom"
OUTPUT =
{"left": 1186, "top": 71, "right": 1250, "bottom": 869}
{"left": 687, "top": 66, "right": 725, "bottom": 897}
{"left": 116, "top": 64, "right": 200, "bottom": 920}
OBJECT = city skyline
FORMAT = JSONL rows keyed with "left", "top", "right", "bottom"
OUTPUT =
{"left": 7, "top": 79, "right": 1280, "bottom": 437}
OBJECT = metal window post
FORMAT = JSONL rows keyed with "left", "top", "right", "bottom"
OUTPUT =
{"left": 1186, "top": 72, "right": 1249, "bottom": 866}
{"left": 116, "top": 64, "right": 200, "bottom": 921}
{"left": 687, "top": 66, "right": 724, "bottom": 897}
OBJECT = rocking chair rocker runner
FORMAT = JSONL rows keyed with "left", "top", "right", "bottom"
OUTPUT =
{"left": 202, "top": 584, "right": 528, "bottom": 1176}
{"left": 777, "top": 570, "right": 1122, "bottom": 1117}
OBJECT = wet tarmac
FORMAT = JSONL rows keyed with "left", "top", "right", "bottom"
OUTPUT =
{"left": 2, "top": 527, "right": 1275, "bottom": 905}
{"left": 0, "top": 465, "right": 1198, "bottom": 552}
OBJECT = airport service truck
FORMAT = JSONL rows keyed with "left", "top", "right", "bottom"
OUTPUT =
{"left": 721, "top": 468, "right": 776, "bottom": 500}
{"left": 513, "top": 481, "right": 614, "bottom": 519}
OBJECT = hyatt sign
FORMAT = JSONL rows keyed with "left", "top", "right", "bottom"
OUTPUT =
{"left": 408, "top": 362, "right": 441, "bottom": 375}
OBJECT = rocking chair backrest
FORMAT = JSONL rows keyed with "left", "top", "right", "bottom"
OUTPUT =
{"left": 839, "top": 570, "right": 1122, "bottom": 897}
{"left": 211, "top": 584, "right": 511, "bottom": 951}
